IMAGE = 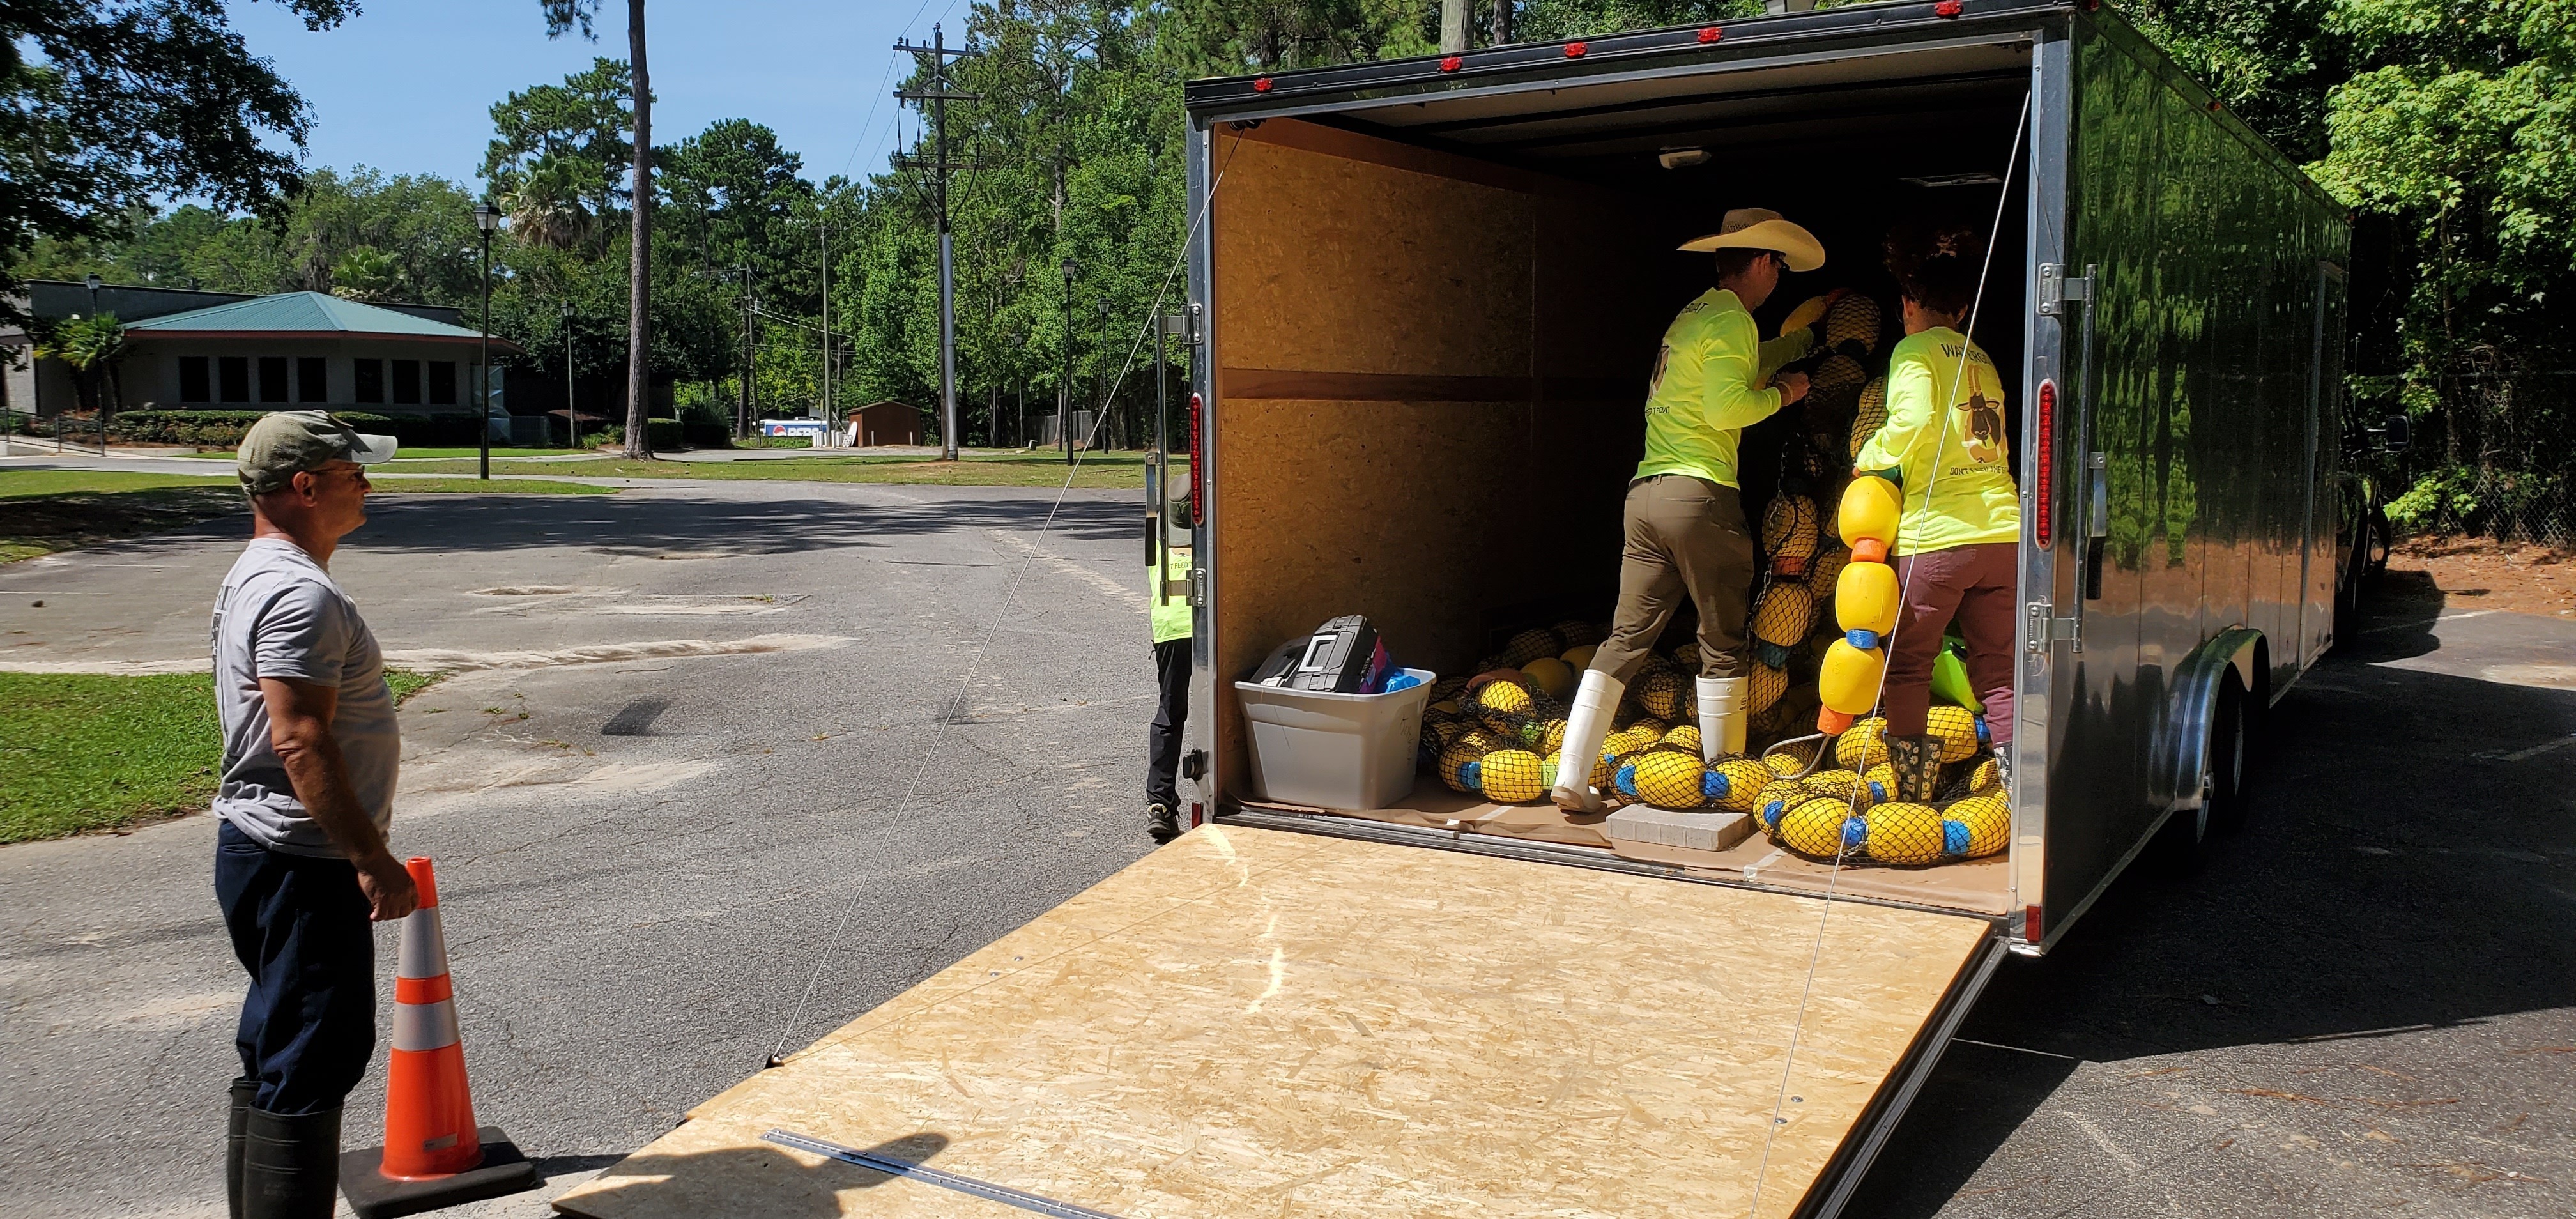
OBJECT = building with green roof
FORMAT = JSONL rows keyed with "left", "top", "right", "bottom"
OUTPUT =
{"left": 4, "top": 283, "right": 524, "bottom": 435}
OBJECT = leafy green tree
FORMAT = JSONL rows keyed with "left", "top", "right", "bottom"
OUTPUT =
{"left": 482, "top": 57, "right": 637, "bottom": 226}
{"left": 532, "top": 1, "right": 659, "bottom": 457}
{"left": 0, "top": 0, "right": 356, "bottom": 324}
{"left": 30, "top": 312, "right": 128, "bottom": 418}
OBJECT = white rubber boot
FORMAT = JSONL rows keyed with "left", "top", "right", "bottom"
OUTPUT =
{"left": 1551, "top": 670, "right": 1624, "bottom": 813}
{"left": 1698, "top": 675, "right": 1747, "bottom": 762}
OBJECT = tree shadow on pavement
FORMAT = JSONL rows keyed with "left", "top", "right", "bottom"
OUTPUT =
{"left": 551, "top": 1131, "right": 953, "bottom": 1217}
{"left": 348, "top": 491, "right": 1141, "bottom": 556}
{"left": 1848, "top": 590, "right": 2576, "bottom": 1215}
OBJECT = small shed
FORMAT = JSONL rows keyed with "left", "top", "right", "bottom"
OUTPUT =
{"left": 850, "top": 401, "right": 923, "bottom": 447}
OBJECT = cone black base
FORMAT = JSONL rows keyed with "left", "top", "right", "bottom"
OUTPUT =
{"left": 340, "top": 1126, "right": 541, "bottom": 1219}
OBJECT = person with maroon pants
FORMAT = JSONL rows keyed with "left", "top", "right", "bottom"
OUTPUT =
{"left": 1852, "top": 218, "right": 2020, "bottom": 801}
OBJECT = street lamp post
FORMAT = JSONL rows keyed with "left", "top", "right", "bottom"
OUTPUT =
{"left": 1059, "top": 259, "right": 1077, "bottom": 466}
{"left": 84, "top": 272, "right": 104, "bottom": 454}
{"left": 560, "top": 300, "right": 577, "bottom": 450}
{"left": 473, "top": 201, "right": 501, "bottom": 479}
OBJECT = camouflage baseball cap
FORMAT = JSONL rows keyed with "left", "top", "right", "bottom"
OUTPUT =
{"left": 237, "top": 411, "right": 398, "bottom": 494}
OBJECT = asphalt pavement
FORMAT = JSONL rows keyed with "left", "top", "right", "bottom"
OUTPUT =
{"left": 0, "top": 477, "right": 1164, "bottom": 1218}
{"left": 1, "top": 476, "right": 2569, "bottom": 1217}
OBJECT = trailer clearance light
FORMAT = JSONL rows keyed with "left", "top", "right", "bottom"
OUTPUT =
{"left": 1698, "top": 27, "right": 1723, "bottom": 43}
{"left": 1188, "top": 392, "right": 1205, "bottom": 526}
{"left": 2034, "top": 378, "right": 2056, "bottom": 547}
{"left": 1440, "top": 56, "right": 1462, "bottom": 72}
{"left": 1565, "top": 41, "right": 1588, "bottom": 57}
{"left": 1253, "top": 77, "right": 1273, "bottom": 93}
{"left": 1935, "top": 0, "right": 1964, "bottom": 16}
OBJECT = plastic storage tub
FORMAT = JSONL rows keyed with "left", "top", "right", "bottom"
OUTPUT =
{"left": 1234, "top": 668, "right": 1436, "bottom": 810}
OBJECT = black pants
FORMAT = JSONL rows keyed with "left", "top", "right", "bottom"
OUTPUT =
{"left": 216, "top": 820, "right": 376, "bottom": 1115}
{"left": 1147, "top": 638, "right": 1190, "bottom": 812}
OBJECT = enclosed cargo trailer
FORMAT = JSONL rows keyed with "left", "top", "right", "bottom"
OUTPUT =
{"left": 556, "top": 3, "right": 2352, "bottom": 1215}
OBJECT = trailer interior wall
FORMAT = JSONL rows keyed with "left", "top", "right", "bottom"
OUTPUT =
{"left": 2033, "top": 18, "right": 2349, "bottom": 939}
{"left": 1202, "top": 44, "right": 2034, "bottom": 917}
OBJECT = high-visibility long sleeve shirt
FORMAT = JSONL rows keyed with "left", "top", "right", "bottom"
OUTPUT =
{"left": 1634, "top": 289, "right": 1784, "bottom": 489}
{"left": 1757, "top": 328, "right": 1814, "bottom": 385}
{"left": 1150, "top": 544, "right": 1193, "bottom": 643}
{"left": 1853, "top": 326, "right": 2021, "bottom": 555}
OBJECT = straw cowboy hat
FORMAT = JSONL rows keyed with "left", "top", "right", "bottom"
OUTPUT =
{"left": 1679, "top": 208, "right": 1825, "bottom": 272}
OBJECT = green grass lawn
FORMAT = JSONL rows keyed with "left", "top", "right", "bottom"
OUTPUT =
{"left": 0, "top": 668, "right": 442, "bottom": 843}
{"left": 176, "top": 447, "right": 583, "bottom": 461}
{"left": 368, "top": 476, "right": 613, "bottom": 494}
{"left": 1, "top": 468, "right": 616, "bottom": 562}
{"left": 405, "top": 448, "right": 1167, "bottom": 489}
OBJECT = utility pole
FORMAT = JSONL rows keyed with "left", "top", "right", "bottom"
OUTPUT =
{"left": 896, "top": 24, "right": 980, "bottom": 461}
{"left": 817, "top": 217, "right": 831, "bottom": 444}
{"left": 1059, "top": 259, "right": 1076, "bottom": 465}
{"left": 562, "top": 300, "right": 578, "bottom": 450}
{"left": 1095, "top": 297, "right": 1111, "bottom": 450}
{"left": 736, "top": 265, "right": 753, "bottom": 439}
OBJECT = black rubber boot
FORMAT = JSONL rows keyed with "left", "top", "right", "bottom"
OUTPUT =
{"left": 227, "top": 1077, "right": 257, "bottom": 1219}
{"left": 1889, "top": 735, "right": 1944, "bottom": 804}
{"left": 241, "top": 1105, "right": 341, "bottom": 1219}
{"left": 1146, "top": 802, "right": 1179, "bottom": 845}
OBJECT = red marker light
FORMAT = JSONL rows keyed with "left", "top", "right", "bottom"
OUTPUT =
{"left": 2034, "top": 378, "right": 2056, "bottom": 548}
{"left": 1697, "top": 27, "right": 1723, "bottom": 43}
{"left": 1565, "top": 41, "right": 1587, "bottom": 57}
{"left": 1439, "top": 56, "right": 1462, "bottom": 72}
{"left": 1935, "top": 0, "right": 1963, "bottom": 15}
{"left": 1252, "top": 77, "right": 1273, "bottom": 93}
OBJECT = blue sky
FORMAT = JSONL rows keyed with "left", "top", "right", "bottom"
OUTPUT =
{"left": 227, "top": 0, "right": 979, "bottom": 192}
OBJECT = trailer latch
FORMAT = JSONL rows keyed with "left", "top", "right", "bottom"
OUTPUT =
{"left": 1188, "top": 567, "right": 1208, "bottom": 608}
{"left": 2037, "top": 263, "right": 2093, "bottom": 316}
{"left": 2028, "top": 602, "right": 2082, "bottom": 652}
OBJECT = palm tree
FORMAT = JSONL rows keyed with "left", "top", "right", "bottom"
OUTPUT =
{"left": 540, "top": 0, "right": 652, "bottom": 459}
{"left": 330, "top": 247, "right": 404, "bottom": 300}
{"left": 32, "top": 312, "right": 128, "bottom": 424}
{"left": 505, "top": 153, "right": 595, "bottom": 251}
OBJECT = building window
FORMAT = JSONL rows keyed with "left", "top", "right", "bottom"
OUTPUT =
{"left": 179, "top": 357, "right": 210, "bottom": 403}
{"left": 298, "top": 357, "right": 328, "bottom": 402}
{"left": 392, "top": 359, "right": 420, "bottom": 405}
{"left": 258, "top": 356, "right": 289, "bottom": 404}
{"left": 427, "top": 361, "right": 457, "bottom": 406}
{"left": 218, "top": 356, "right": 250, "bottom": 403}
{"left": 354, "top": 359, "right": 384, "bottom": 404}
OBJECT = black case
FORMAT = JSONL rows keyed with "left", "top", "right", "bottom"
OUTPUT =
{"left": 1250, "top": 615, "right": 1384, "bottom": 693}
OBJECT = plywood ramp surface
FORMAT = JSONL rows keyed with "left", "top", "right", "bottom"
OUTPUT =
{"left": 556, "top": 827, "right": 1991, "bottom": 1219}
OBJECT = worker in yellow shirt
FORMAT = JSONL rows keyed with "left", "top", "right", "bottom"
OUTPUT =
{"left": 1851, "top": 217, "right": 2020, "bottom": 802}
{"left": 1553, "top": 208, "right": 1823, "bottom": 813}
{"left": 1146, "top": 470, "right": 1193, "bottom": 843}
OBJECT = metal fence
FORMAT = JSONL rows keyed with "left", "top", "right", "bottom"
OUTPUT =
{"left": 2378, "top": 369, "right": 2576, "bottom": 548}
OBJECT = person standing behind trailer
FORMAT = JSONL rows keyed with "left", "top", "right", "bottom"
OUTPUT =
{"left": 1551, "top": 208, "right": 1823, "bottom": 812}
{"left": 211, "top": 412, "right": 412, "bottom": 1217}
{"left": 1853, "top": 218, "right": 2021, "bottom": 802}
{"left": 1146, "top": 470, "right": 1193, "bottom": 844}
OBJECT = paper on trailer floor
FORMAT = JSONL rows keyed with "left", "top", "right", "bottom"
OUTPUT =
{"left": 555, "top": 825, "right": 1991, "bottom": 1218}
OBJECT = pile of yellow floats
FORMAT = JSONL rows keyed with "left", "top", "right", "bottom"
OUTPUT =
{"left": 1406, "top": 293, "right": 2007, "bottom": 866}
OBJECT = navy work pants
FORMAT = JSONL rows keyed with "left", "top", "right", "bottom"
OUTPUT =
{"left": 215, "top": 820, "right": 376, "bottom": 1114}
{"left": 1147, "top": 638, "right": 1190, "bottom": 812}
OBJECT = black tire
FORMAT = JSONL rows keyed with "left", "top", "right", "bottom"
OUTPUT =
{"left": 2152, "top": 673, "right": 2246, "bottom": 873}
{"left": 2205, "top": 673, "right": 2250, "bottom": 835}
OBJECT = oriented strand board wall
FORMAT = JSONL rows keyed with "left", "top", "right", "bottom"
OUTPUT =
{"left": 1208, "top": 121, "right": 1664, "bottom": 801}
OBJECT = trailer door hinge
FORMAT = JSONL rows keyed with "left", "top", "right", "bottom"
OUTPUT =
{"left": 2037, "top": 263, "right": 2094, "bottom": 316}
{"left": 2028, "top": 602, "right": 2083, "bottom": 652}
{"left": 1188, "top": 567, "right": 1207, "bottom": 608}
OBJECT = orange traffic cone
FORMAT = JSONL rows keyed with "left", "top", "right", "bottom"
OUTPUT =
{"left": 341, "top": 857, "right": 539, "bottom": 1218}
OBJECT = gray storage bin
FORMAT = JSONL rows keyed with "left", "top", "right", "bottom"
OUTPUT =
{"left": 1234, "top": 668, "right": 1434, "bottom": 810}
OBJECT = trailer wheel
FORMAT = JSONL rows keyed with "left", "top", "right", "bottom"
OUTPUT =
{"left": 2152, "top": 672, "right": 2246, "bottom": 873}
{"left": 2204, "top": 671, "right": 2250, "bottom": 836}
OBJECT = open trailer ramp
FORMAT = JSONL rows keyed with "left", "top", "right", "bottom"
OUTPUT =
{"left": 556, "top": 826, "right": 1995, "bottom": 1218}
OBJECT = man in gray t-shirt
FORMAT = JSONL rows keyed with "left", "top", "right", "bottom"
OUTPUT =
{"left": 210, "top": 411, "right": 410, "bottom": 1217}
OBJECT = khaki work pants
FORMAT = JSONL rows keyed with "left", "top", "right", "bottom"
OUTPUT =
{"left": 1590, "top": 474, "right": 1754, "bottom": 684}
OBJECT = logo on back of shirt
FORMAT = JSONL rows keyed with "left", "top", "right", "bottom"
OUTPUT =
{"left": 1953, "top": 360, "right": 2007, "bottom": 466}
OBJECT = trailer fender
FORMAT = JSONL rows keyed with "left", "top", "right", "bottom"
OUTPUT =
{"left": 2158, "top": 628, "right": 2267, "bottom": 813}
